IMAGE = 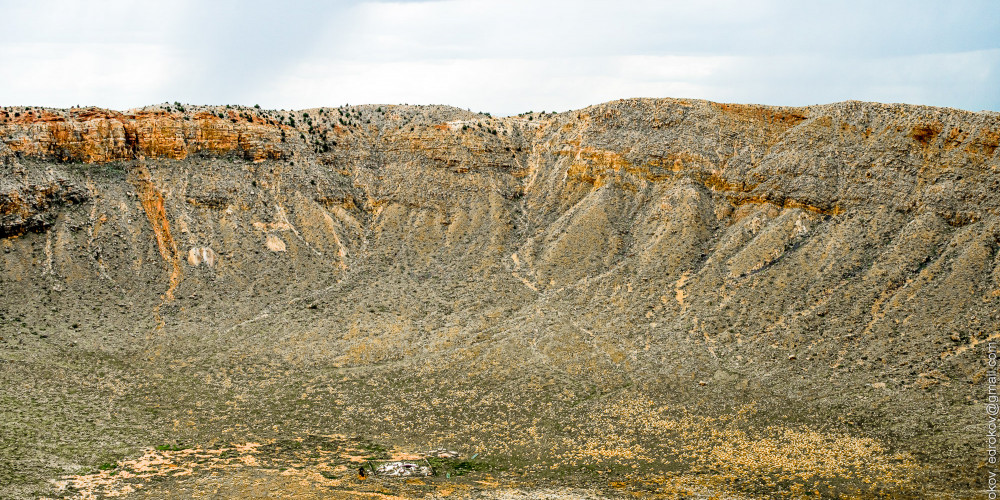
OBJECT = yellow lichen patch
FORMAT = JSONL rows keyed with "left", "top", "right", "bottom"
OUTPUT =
{"left": 549, "top": 396, "right": 920, "bottom": 496}
{"left": 697, "top": 425, "right": 917, "bottom": 481}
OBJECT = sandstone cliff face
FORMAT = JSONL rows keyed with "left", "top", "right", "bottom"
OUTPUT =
{"left": 0, "top": 107, "right": 284, "bottom": 163}
{"left": 1, "top": 100, "right": 997, "bottom": 498}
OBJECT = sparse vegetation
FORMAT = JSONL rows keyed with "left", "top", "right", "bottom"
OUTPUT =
{"left": 155, "top": 444, "right": 187, "bottom": 451}
{"left": 0, "top": 98, "right": 988, "bottom": 499}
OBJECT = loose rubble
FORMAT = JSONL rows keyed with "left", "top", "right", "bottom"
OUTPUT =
{"left": 375, "top": 461, "right": 433, "bottom": 477}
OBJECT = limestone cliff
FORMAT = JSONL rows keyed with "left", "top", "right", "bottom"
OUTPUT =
{"left": 0, "top": 106, "right": 284, "bottom": 163}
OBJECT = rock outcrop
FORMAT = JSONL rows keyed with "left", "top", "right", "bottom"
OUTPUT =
{"left": 0, "top": 106, "right": 284, "bottom": 163}
{"left": 0, "top": 178, "right": 87, "bottom": 237}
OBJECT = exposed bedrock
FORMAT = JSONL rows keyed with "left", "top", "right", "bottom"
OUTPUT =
{"left": 1, "top": 98, "right": 997, "bottom": 496}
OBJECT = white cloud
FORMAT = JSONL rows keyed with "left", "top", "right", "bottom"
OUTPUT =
{"left": 268, "top": 55, "right": 732, "bottom": 114}
{"left": 0, "top": 42, "right": 181, "bottom": 109}
{"left": 701, "top": 49, "right": 1000, "bottom": 110}
{"left": 0, "top": 0, "right": 996, "bottom": 112}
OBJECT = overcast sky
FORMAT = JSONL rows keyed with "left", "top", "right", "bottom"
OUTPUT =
{"left": 0, "top": 0, "right": 997, "bottom": 115}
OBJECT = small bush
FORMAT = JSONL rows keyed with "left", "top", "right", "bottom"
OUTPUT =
{"left": 155, "top": 444, "right": 187, "bottom": 451}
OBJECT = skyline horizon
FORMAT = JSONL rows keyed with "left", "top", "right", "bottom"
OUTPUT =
{"left": 4, "top": 95, "right": 998, "bottom": 117}
{"left": 1, "top": 1, "right": 996, "bottom": 115}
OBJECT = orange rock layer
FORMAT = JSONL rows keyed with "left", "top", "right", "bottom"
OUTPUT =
{"left": 1, "top": 109, "right": 285, "bottom": 163}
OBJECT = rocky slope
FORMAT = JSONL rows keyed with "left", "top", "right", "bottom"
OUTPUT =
{"left": 0, "top": 99, "right": 997, "bottom": 498}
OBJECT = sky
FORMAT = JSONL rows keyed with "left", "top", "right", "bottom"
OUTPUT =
{"left": 0, "top": 0, "right": 997, "bottom": 115}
